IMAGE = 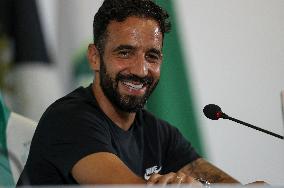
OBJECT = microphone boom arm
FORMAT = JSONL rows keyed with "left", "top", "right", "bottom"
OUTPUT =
{"left": 223, "top": 114, "right": 284, "bottom": 140}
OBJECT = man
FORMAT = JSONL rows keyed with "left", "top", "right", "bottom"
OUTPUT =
{"left": 17, "top": 0, "right": 239, "bottom": 185}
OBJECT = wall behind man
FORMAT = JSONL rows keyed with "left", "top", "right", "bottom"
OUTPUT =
{"left": 175, "top": 0, "right": 284, "bottom": 184}
{"left": 37, "top": 0, "right": 284, "bottom": 185}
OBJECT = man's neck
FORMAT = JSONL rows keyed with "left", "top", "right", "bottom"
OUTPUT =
{"left": 92, "top": 82, "right": 136, "bottom": 131}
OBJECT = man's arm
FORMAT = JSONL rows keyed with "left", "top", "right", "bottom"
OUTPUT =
{"left": 178, "top": 158, "right": 240, "bottom": 183}
{"left": 72, "top": 153, "right": 238, "bottom": 184}
{"left": 72, "top": 152, "right": 146, "bottom": 184}
{"left": 72, "top": 152, "right": 200, "bottom": 185}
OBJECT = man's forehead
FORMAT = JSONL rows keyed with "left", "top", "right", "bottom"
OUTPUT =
{"left": 105, "top": 17, "right": 163, "bottom": 45}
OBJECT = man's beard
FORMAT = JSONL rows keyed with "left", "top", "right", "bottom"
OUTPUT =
{"left": 99, "top": 58, "right": 159, "bottom": 112}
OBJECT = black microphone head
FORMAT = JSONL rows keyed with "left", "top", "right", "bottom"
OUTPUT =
{"left": 203, "top": 104, "right": 222, "bottom": 120}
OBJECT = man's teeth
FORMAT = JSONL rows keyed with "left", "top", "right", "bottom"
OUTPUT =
{"left": 123, "top": 81, "right": 143, "bottom": 90}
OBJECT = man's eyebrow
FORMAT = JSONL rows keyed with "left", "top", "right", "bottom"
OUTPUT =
{"left": 113, "top": 45, "right": 136, "bottom": 52}
{"left": 148, "top": 48, "right": 162, "bottom": 56}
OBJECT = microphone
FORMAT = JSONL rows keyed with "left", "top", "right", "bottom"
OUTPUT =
{"left": 203, "top": 104, "right": 284, "bottom": 140}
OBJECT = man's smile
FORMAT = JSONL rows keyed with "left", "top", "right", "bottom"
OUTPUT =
{"left": 120, "top": 80, "right": 147, "bottom": 95}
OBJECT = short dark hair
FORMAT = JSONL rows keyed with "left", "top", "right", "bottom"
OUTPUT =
{"left": 93, "top": 0, "right": 171, "bottom": 54}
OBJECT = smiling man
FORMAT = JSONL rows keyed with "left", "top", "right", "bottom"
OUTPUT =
{"left": 17, "top": 0, "right": 239, "bottom": 185}
{"left": 95, "top": 16, "right": 161, "bottom": 115}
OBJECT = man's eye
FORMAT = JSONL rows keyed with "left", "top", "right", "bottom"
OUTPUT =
{"left": 146, "top": 53, "right": 161, "bottom": 62}
{"left": 118, "top": 50, "right": 130, "bottom": 57}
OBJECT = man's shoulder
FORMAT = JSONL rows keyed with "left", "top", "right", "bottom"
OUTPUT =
{"left": 39, "top": 85, "right": 103, "bottom": 124}
{"left": 35, "top": 85, "right": 109, "bottom": 136}
{"left": 48, "top": 85, "right": 95, "bottom": 111}
{"left": 54, "top": 85, "right": 93, "bottom": 104}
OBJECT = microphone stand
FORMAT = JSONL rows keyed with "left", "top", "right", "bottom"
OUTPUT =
{"left": 222, "top": 113, "right": 284, "bottom": 140}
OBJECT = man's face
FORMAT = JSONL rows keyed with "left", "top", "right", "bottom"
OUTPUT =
{"left": 99, "top": 17, "right": 163, "bottom": 112}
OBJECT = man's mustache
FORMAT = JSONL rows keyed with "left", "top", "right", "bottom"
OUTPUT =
{"left": 116, "top": 74, "right": 154, "bottom": 86}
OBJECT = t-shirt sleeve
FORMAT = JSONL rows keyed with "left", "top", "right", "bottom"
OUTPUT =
{"left": 162, "top": 124, "right": 200, "bottom": 173}
{"left": 38, "top": 102, "right": 115, "bottom": 180}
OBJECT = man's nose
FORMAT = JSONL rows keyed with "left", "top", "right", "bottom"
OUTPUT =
{"left": 129, "top": 55, "right": 148, "bottom": 77}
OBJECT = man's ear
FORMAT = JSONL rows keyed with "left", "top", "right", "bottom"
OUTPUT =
{"left": 87, "top": 44, "right": 100, "bottom": 71}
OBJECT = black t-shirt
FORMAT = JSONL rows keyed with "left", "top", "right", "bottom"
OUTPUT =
{"left": 17, "top": 85, "right": 200, "bottom": 185}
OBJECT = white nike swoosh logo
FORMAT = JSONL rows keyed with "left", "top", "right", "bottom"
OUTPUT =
{"left": 144, "top": 166, "right": 162, "bottom": 180}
